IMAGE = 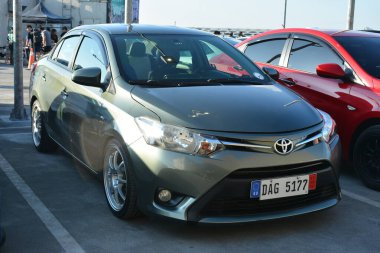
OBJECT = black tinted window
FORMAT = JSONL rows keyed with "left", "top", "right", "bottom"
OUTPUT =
{"left": 244, "top": 39, "right": 286, "bottom": 66}
{"left": 335, "top": 36, "right": 380, "bottom": 79}
{"left": 112, "top": 34, "right": 270, "bottom": 84}
{"left": 74, "top": 37, "right": 108, "bottom": 81}
{"left": 56, "top": 36, "right": 80, "bottom": 67}
{"left": 288, "top": 39, "right": 344, "bottom": 73}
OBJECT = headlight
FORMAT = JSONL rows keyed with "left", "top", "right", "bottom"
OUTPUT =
{"left": 318, "top": 110, "right": 336, "bottom": 143}
{"left": 135, "top": 117, "right": 224, "bottom": 156}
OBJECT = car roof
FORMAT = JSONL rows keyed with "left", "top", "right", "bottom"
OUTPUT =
{"left": 238, "top": 28, "right": 380, "bottom": 46}
{"left": 71, "top": 23, "right": 211, "bottom": 36}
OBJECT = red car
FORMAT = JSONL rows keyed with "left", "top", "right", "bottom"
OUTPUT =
{"left": 237, "top": 28, "right": 380, "bottom": 190}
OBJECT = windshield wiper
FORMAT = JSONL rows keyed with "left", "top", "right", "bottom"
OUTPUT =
{"left": 129, "top": 80, "right": 158, "bottom": 85}
{"left": 206, "top": 78, "right": 264, "bottom": 85}
{"left": 128, "top": 80, "right": 223, "bottom": 87}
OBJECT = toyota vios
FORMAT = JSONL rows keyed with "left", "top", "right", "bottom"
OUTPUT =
{"left": 30, "top": 24, "right": 341, "bottom": 223}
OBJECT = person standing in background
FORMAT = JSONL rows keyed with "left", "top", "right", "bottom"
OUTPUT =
{"left": 32, "top": 27, "right": 42, "bottom": 60}
{"left": 60, "top": 26, "right": 68, "bottom": 38}
{"left": 51, "top": 28, "right": 58, "bottom": 44}
{"left": 25, "top": 25, "right": 33, "bottom": 61}
{"left": 41, "top": 26, "right": 52, "bottom": 53}
{"left": 7, "top": 27, "right": 14, "bottom": 65}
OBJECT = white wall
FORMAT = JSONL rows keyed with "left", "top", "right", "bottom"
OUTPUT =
{"left": 42, "top": 0, "right": 107, "bottom": 28}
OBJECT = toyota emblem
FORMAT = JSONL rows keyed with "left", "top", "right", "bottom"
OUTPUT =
{"left": 274, "top": 138, "right": 294, "bottom": 155}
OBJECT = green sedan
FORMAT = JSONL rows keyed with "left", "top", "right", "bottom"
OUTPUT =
{"left": 29, "top": 24, "right": 341, "bottom": 223}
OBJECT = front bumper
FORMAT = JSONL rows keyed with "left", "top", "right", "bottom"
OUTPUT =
{"left": 128, "top": 132, "right": 341, "bottom": 223}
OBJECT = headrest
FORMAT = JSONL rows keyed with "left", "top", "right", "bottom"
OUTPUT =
{"left": 129, "top": 42, "right": 146, "bottom": 57}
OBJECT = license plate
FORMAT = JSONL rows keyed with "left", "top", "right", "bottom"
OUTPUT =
{"left": 250, "top": 174, "right": 317, "bottom": 200}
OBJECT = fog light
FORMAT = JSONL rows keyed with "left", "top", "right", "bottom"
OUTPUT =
{"left": 158, "top": 189, "right": 172, "bottom": 202}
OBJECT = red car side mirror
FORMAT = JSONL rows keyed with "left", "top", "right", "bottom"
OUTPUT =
{"left": 316, "top": 63, "right": 346, "bottom": 79}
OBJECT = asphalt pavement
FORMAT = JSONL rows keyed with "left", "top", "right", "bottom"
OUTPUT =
{"left": 0, "top": 63, "right": 379, "bottom": 253}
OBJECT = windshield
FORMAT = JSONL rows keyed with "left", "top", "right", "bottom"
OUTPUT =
{"left": 112, "top": 34, "right": 270, "bottom": 86}
{"left": 335, "top": 36, "right": 380, "bottom": 79}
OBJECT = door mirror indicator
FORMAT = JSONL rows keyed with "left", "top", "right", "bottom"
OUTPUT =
{"left": 72, "top": 67, "right": 105, "bottom": 91}
{"left": 316, "top": 63, "right": 346, "bottom": 79}
{"left": 262, "top": 67, "right": 280, "bottom": 80}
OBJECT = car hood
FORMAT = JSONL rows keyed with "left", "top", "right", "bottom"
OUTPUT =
{"left": 130, "top": 83, "right": 322, "bottom": 133}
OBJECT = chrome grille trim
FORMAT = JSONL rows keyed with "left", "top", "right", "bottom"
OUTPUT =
{"left": 221, "top": 132, "right": 322, "bottom": 151}
{"left": 221, "top": 141, "right": 271, "bottom": 149}
{"left": 295, "top": 133, "right": 323, "bottom": 147}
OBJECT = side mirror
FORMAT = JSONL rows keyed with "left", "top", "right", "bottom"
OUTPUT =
{"left": 262, "top": 67, "right": 279, "bottom": 80}
{"left": 72, "top": 67, "right": 105, "bottom": 90}
{"left": 316, "top": 63, "right": 345, "bottom": 79}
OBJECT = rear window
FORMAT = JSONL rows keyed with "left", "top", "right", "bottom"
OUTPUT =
{"left": 335, "top": 36, "right": 380, "bottom": 79}
{"left": 244, "top": 39, "right": 286, "bottom": 66}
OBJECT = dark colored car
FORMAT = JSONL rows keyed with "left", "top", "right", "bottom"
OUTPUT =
{"left": 238, "top": 28, "right": 380, "bottom": 190}
{"left": 30, "top": 24, "right": 341, "bottom": 223}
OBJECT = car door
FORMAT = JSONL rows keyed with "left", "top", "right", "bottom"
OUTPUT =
{"left": 43, "top": 35, "right": 81, "bottom": 149}
{"left": 279, "top": 35, "right": 354, "bottom": 136}
{"left": 62, "top": 33, "right": 111, "bottom": 169}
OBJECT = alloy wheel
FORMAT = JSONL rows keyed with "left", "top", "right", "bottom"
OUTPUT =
{"left": 32, "top": 103, "right": 42, "bottom": 147}
{"left": 104, "top": 145, "right": 128, "bottom": 211}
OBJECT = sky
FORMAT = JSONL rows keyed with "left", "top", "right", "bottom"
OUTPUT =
{"left": 139, "top": 0, "right": 380, "bottom": 30}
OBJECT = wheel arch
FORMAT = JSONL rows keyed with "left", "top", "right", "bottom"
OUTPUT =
{"left": 30, "top": 95, "right": 38, "bottom": 111}
{"left": 96, "top": 129, "right": 134, "bottom": 172}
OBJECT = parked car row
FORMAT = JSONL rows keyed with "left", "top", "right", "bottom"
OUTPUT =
{"left": 29, "top": 24, "right": 342, "bottom": 224}
{"left": 237, "top": 28, "right": 380, "bottom": 190}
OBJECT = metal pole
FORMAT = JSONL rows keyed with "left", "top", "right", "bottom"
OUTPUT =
{"left": 10, "top": 0, "right": 27, "bottom": 120}
{"left": 347, "top": 0, "right": 355, "bottom": 30}
{"left": 124, "top": 0, "right": 133, "bottom": 24}
{"left": 283, "top": 0, "right": 287, "bottom": 28}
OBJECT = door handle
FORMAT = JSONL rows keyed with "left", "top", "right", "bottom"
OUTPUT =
{"left": 279, "top": 78, "right": 297, "bottom": 86}
{"left": 42, "top": 73, "right": 46, "bottom": 81}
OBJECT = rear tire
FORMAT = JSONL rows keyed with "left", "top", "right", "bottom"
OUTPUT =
{"left": 353, "top": 126, "right": 380, "bottom": 191}
{"left": 31, "top": 100, "right": 57, "bottom": 153}
{"left": 103, "top": 139, "right": 139, "bottom": 219}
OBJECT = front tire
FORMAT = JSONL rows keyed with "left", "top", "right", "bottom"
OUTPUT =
{"left": 31, "top": 100, "right": 57, "bottom": 152}
{"left": 353, "top": 126, "right": 380, "bottom": 191}
{"left": 103, "top": 139, "right": 139, "bottom": 219}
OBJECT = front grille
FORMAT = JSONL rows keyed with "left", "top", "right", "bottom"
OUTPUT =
{"left": 218, "top": 130, "right": 321, "bottom": 154}
{"left": 187, "top": 162, "right": 339, "bottom": 221}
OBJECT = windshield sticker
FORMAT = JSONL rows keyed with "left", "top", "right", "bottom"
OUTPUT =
{"left": 254, "top": 72, "right": 265, "bottom": 80}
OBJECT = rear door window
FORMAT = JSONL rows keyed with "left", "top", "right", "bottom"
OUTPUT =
{"left": 287, "top": 39, "right": 344, "bottom": 73}
{"left": 55, "top": 36, "right": 80, "bottom": 67}
{"left": 244, "top": 39, "right": 287, "bottom": 66}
